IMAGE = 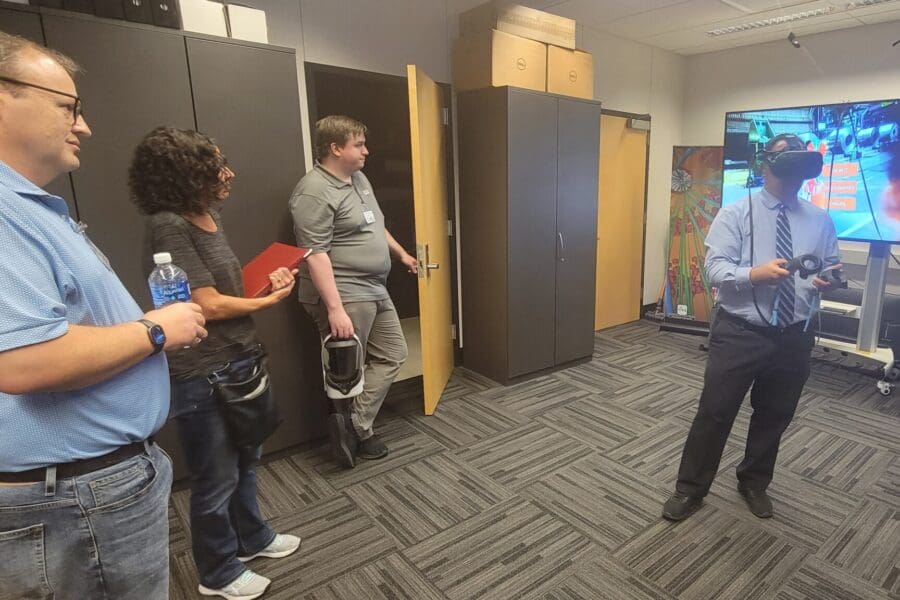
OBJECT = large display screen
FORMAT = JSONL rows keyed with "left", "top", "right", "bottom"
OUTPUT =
{"left": 723, "top": 100, "right": 900, "bottom": 243}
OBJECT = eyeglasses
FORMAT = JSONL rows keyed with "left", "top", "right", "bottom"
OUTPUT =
{"left": 0, "top": 76, "right": 83, "bottom": 123}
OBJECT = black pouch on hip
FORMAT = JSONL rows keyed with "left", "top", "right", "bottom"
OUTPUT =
{"left": 211, "top": 346, "right": 282, "bottom": 449}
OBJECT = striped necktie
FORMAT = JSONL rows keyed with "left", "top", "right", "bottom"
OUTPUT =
{"left": 774, "top": 204, "right": 795, "bottom": 325}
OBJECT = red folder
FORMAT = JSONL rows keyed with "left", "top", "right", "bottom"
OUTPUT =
{"left": 242, "top": 242, "right": 311, "bottom": 298}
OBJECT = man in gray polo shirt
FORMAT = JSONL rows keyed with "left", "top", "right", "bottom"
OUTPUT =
{"left": 290, "top": 115, "right": 417, "bottom": 469}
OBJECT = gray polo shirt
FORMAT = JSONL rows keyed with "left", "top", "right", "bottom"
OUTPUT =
{"left": 290, "top": 164, "right": 391, "bottom": 304}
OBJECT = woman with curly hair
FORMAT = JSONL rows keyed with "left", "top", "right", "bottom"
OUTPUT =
{"left": 129, "top": 126, "right": 299, "bottom": 600}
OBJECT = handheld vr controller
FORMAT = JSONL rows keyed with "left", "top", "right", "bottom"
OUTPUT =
{"left": 783, "top": 254, "right": 847, "bottom": 288}
{"left": 784, "top": 254, "right": 822, "bottom": 279}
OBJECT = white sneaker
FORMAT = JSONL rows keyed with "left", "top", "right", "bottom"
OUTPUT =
{"left": 198, "top": 569, "right": 271, "bottom": 600}
{"left": 238, "top": 534, "right": 301, "bottom": 562}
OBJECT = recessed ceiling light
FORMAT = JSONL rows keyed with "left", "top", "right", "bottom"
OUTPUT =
{"left": 706, "top": 6, "right": 836, "bottom": 37}
{"left": 847, "top": 0, "right": 900, "bottom": 8}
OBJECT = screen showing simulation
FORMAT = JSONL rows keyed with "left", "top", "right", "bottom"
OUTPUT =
{"left": 723, "top": 100, "right": 900, "bottom": 244}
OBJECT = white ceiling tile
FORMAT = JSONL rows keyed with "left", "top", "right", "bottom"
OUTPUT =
{"left": 791, "top": 15, "right": 865, "bottom": 34}
{"left": 721, "top": 0, "right": 823, "bottom": 11}
{"left": 542, "top": 0, "right": 690, "bottom": 29}
{"left": 448, "top": 0, "right": 898, "bottom": 57}
{"left": 598, "top": 0, "right": 744, "bottom": 38}
{"left": 669, "top": 12, "right": 856, "bottom": 53}
{"left": 643, "top": 29, "right": 714, "bottom": 51}
{"left": 856, "top": 8, "right": 900, "bottom": 25}
{"left": 847, "top": 1, "right": 900, "bottom": 18}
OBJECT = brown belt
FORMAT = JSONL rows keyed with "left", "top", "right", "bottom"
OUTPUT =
{"left": 0, "top": 440, "right": 151, "bottom": 484}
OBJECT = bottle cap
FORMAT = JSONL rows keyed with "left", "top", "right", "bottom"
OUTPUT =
{"left": 153, "top": 252, "right": 173, "bottom": 265}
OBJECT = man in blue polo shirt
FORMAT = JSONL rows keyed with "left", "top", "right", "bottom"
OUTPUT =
{"left": 0, "top": 34, "right": 206, "bottom": 599}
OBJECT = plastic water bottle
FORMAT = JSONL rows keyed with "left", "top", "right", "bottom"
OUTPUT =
{"left": 148, "top": 252, "right": 191, "bottom": 309}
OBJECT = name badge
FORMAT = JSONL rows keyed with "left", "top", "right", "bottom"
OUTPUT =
{"left": 363, "top": 210, "right": 376, "bottom": 224}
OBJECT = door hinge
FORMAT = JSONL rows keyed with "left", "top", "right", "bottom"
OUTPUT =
{"left": 450, "top": 324, "right": 457, "bottom": 340}
{"left": 442, "top": 107, "right": 449, "bottom": 126}
{"left": 447, "top": 219, "right": 453, "bottom": 237}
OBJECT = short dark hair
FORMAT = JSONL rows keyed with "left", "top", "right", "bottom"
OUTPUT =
{"left": 764, "top": 133, "right": 805, "bottom": 152}
{"left": 315, "top": 115, "right": 368, "bottom": 161}
{"left": 128, "top": 127, "right": 227, "bottom": 216}
{"left": 0, "top": 32, "right": 80, "bottom": 97}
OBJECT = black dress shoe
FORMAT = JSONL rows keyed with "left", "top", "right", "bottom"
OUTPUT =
{"left": 662, "top": 492, "right": 703, "bottom": 521}
{"left": 738, "top": 486, "right": 773, "bottom": 518}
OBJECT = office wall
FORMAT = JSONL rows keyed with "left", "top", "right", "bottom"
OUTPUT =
{"left": 233, "top": 0, "right": 457, "bottom": 172}
{"left": 233, "top": 0, "right": 685, "bottom": 308}
{"left": 682, "top": 20, "right": 900, "bottom": 267}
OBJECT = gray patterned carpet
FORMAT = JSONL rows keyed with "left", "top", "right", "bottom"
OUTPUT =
{"left": 168, "top": 321, "right": 900, "bottom": 600}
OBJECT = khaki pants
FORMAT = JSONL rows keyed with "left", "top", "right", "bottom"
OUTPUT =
{"left": 304, "top": 298, "right": 408, "bottom": 439}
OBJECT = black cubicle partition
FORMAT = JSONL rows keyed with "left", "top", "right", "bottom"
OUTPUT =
{"left": 0, "top": 2, "right": 326, "bottom": 480}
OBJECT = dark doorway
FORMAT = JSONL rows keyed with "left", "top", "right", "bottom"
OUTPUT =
{"left": 305, "top": 63, "right": 419, "bottom": 320}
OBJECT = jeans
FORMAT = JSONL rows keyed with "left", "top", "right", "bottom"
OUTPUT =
{"left": 0, "top": 442, "right": 172, "bottom": 600}
{"left": 171, "top": 356, "right": 275, "bottom": 589}
{"left": 303, "top": 297, "right": 408, "bottom": 439}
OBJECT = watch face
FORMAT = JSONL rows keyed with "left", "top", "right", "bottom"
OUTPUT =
{"left": 149, "top": 325, "right": 166, "bottom": 347}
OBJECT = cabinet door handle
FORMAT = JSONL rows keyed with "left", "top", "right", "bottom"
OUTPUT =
{"left": 558, "top": 232, "right": 565, "bottom": 262}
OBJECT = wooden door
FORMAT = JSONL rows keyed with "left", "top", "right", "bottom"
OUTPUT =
{"left": 596, "top": 115, "right": 647, "bottom": 329}
{"left": 407, "top": 65, "right": 453, "bottom": 415}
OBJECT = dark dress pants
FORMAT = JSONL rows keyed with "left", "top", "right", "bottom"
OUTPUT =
{"left": 675, "top": 311, "right": 814, "bottom": 498}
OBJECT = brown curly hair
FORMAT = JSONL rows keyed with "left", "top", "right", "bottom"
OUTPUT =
{"left": 128, "top": 127, "right": 227, "bottom": 216}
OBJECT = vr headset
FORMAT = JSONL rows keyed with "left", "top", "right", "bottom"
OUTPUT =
{"left": 756, "top": 133, "right": 824, "bottom": 181}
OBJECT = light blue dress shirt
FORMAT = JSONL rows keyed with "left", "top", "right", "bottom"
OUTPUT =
{"left": 0, "top": 160, "right": 169, "bottom": 471}
{"left": 705, "top": 188, "right": 840, "bottom": 327}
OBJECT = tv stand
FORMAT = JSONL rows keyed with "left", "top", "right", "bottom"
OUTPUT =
{"left": 817, "top": 241, "right": 897, "bottom": 395}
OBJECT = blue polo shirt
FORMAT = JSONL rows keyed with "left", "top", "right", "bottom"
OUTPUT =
{"left": 0, "top": 161, "right": 169, "bottom": 472}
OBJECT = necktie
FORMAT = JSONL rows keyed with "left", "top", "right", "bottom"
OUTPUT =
{"left": 774, "top": 204, "right": 795, "bottom": 325}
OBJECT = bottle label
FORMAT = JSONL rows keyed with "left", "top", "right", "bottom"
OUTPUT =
{"left": 150, "top": 279, "right": 192, "bottom": 309}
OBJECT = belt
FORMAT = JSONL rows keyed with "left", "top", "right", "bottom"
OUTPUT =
{"left": 0, "top": 440, "right": 151, "bottom": 484}
{"left": 719, "top": 309, "right": 810, "bottom": 337}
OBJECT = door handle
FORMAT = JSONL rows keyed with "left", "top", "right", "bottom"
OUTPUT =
{"left": 557, "top": 232, "right": 566, "bottom": 262}
{"left": 416, "top": 243, "right": 439, "bottom": 278}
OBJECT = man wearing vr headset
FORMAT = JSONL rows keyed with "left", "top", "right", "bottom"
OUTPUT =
{"left": 663, "top": 133, "right": 841, "bottom": 521}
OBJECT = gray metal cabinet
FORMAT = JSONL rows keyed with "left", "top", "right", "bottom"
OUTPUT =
{"left": 507, "top": 91, "right": 557, "bottom": 377}
{"left": 0, "top": 5, "right": 43, "bottom": 42}
{"left": 185, "top": 38, "right": 325, "bottom": 450}
{"left": 42, "top": 15, "right": 196, "bottom": 304}
{"left": 0, "top": 6, "right": 78, "bottom": 211}
{"left": 458, "top": 86, "right": 600, "bottom": 384}
{"left": 556, "top": 98, "right": 600, "bottom": 364}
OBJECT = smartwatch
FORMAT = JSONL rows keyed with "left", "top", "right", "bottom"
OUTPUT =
{"left": 138, "top": 319, "right": 166, "bottom": 355}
